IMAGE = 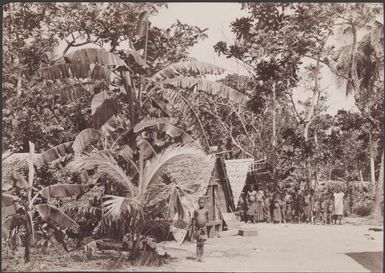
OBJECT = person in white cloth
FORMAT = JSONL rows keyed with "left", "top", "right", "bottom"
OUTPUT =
{"left": 333, "top": 186, "right": 345, "bottom": 225}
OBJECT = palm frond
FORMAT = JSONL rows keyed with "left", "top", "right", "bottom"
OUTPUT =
{"left": 102, "top": 195, "right": 140, "bottom": 220}
{"left": 118, "top": 145, "right": 134, "bottom": 161}
{"left": 68, "top": 151, "right": 137, "bottom": 196}
{"left": 65, "top": 204, "right": 102, "bottom": 221}
{"left": 162, "top": 76, "right": 249, "bottom": 104}
{"left": 145, "top": 182, "right": 176, "bottom": 208}
{"left": 151, "top": 61, "right": 226, "bottom": 81}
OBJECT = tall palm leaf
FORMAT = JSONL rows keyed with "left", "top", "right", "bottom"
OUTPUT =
{"left": 141, "top": 145, "right": 207, "bottom": 196}
{"left": 68, "top": 151, "right": 137, "bottom": 195}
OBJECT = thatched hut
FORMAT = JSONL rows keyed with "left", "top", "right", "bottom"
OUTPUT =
{"left": 164, "top": 154, "right": 236, "bottom": 242}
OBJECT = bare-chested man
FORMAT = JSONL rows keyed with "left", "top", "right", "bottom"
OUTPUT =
{"left": 192, "top": 196, "right": 209, "bottom": 262}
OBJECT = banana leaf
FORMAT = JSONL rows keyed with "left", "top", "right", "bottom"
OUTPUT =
{"left": 73, "top": 129, "right": 101, "bottom": 155}
{"left": 92, "top": 99, "right": 119, "bottom": 129}
{"left": 35, "top": 204, "right": 80, "bottom": 231}
{"left": 40, "top": 184, "right": 90, "bottom": 199}
{"left": 35, "top": 141, "right": 74, "bottom": 167}
{"left": 133, "top": 118, "right": 172, "bottom": 133}
{"left": 151, "top": 61, "right": 225, "bottom": 81}
{"left": 11, "top": 171, "right": 29, "bottom": 189}
{"left": 162, "top": 76, "right": 249, "bottom": 104}
{"left": 2, "top": 193, "right": 20, "bottom": 207}
{"left": 64, "top": 48, "right": 126, "bottom": 67}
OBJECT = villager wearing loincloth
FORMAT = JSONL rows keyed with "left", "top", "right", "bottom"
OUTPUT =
{"left": 192, "top": 197, "right": 209, "bottom": 262}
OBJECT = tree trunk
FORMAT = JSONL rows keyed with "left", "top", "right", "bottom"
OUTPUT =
{"left": 369, "top": 130, "right": 376, "bottom": 194}
{"left": 24, "top": 231, "right": 31, "bottom": 263}
{"left": 271, "top": 81, "right": 277, "bottom": 183}
{"left": 371, "top": 151, "right": 383, "bottom": 221}
{"left": 359, "top": 170, "right": 364, "bottom": 191}
{"left": 122, "top": 71, "right": 136, "bottom": 131}
{"left": 314, "top": 130, "right": 319, "bottom": 191}
{"left": 272, "top": 81, "right": 276, "bottom": 148}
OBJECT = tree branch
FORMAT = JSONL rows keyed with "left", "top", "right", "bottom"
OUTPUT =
{"left": 206, "top": 107, "right": 254, "bottom": 158}
{"left": 288, "top": 94, "right": 304, "bottom": 125}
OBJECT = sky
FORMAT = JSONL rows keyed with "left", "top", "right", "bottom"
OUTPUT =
{"left": 151, "top": 3, "right": 357, "bottom": 115}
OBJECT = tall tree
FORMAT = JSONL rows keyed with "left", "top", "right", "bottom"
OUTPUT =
{"left": 214, "top": 3, "right": 302, "bottom": 183}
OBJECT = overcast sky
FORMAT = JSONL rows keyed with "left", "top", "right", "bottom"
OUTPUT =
{"left": 151, "top": 3, "right": 357, "bottom": 115}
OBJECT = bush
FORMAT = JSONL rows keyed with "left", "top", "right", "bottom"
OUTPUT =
{"left": 352, "top": 199, "right": 373, "bottom": 216}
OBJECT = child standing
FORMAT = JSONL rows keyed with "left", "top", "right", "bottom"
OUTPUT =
{"left": 319, "top": 197, "right": 328, "bottom": 224}
{"left": 328, "top": 198, "right": 335, "bottom": 224}
{"left": 246, "top": 184, "right": 258, "bottom": 224}
{"left": 303, "top": 190, "right": 312, "bottom": 223}
{"left": 237, "top": 192, "right": 246, "bottom": 222}
{"left": 192, "top": 197, "right": 209, "bottom": 262}
{"left": 255, "top": 185, "right": 265, "bottom": 223}
{"left": 284, "top": 192, "right": 293, "bottom": 223}
{"left": 312, "top": 197, "right": 320, "bottom": 224}
{"left": 272, "top": 192, "right": 282, "bottom": 224}
{"left": 263, "top": 189, "right": 271, "bottom": 223}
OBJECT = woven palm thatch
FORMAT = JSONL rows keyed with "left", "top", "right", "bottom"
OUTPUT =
{"left": 164, "top": 154, "right": 216, "bottom": 218}
{"left": 225, "top": 158, "right": 253, "bottom": 202}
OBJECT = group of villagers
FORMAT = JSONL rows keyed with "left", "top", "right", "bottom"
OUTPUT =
{"left": 238, "top": 183, "right": 345, "bottom": 225}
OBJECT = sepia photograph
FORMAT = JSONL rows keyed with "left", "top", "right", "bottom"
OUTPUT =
{"left": 1, "top": 2, "right": 384, "bottom": 272}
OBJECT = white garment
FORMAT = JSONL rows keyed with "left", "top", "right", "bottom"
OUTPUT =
{"left": 333, "top": 192, "right": 345, "bottom": 215}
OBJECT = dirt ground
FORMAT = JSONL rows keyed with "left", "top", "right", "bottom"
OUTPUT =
{"left": 2, "top": 216, "right": 383, "bottom": 272}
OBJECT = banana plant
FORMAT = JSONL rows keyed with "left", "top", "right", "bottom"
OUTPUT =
{"left": 37, "top": 46, "right": 249, "bottom": 165}
{"left": 2, "top": 142, "right": 89, "bottom": 263}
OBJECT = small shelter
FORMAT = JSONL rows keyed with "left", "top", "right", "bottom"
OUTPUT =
{"left": 165, "top": 153, "right": 236, "bottom": 242}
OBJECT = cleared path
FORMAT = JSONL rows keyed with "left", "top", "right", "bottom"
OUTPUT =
{"left": 153, "top": 219, "right": 383, "bottom": 272}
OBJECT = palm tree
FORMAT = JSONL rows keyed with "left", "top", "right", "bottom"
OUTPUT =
{"left": 68, "top": 144, "right": 209, "bottom": 253}
{"left": 327, "top": 11, "right": 383, "bottom": 220}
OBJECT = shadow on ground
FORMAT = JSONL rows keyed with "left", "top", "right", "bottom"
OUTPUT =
{"left": 345, "top": 251, "right": 383, "bottom": 272}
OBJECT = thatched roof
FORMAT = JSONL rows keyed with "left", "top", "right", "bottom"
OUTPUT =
{"left": 164, "top": 154, "right": 216, "bottom": 216}
{"left": 225, "top": 158, "right": 253, "bottom": 201}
